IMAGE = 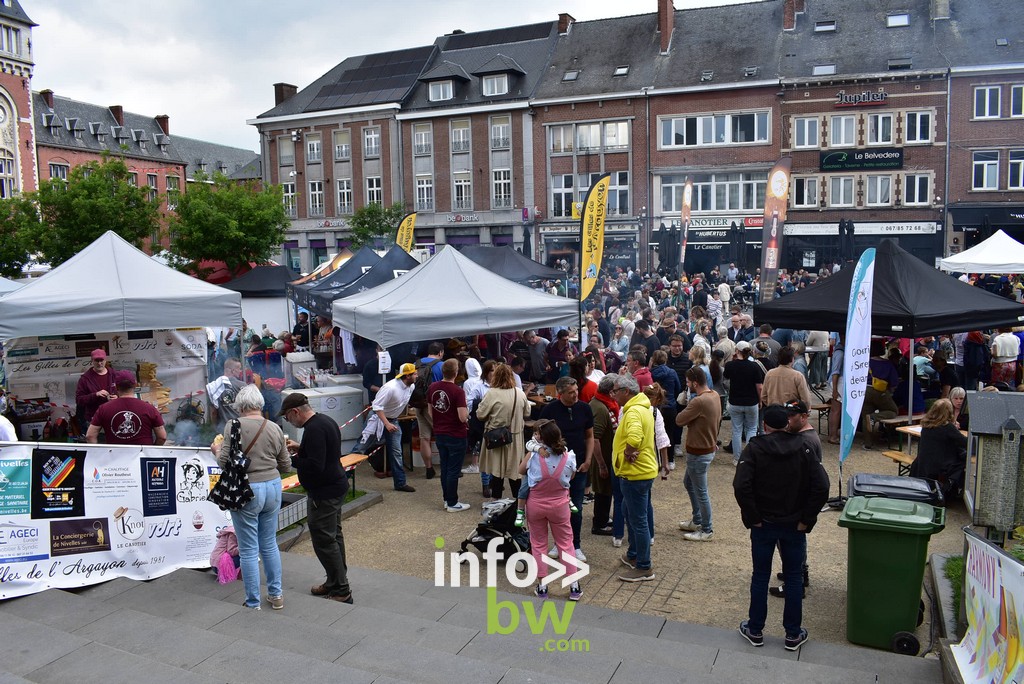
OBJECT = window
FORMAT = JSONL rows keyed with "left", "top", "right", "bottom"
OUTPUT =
{"left": 429, "top": 80, "right": 453, "bottom": 102}
{"left": 867, "top": 113, "right": 893, "bottom": 145}
{"left": 306, "top": 135, "right": 322, "bottom": 163}
{"left": 866, "top": 175, "right": 892, "bottom": 206}
{"left": 48, "top": 163, "right": 69, "bottom": 182}
{"left": 792, "top": 177, "right": 819, "bottom": 208}
{"left": 973, "top": 151, "right": 999, "bottom": 190}
{"left": 815, "top": 20, "right": 837, "bottom": 32}
{"left": 415, "top": 176, "right": 434, "bottom": 211}
{"left": 1011, "top": 85, "right": 1023, "bottom": 118}
{"left": 552, "top": 174, "right": 574, "bottom": 217}
{"left": 613, "top": 65, "right": 629, "bottom": 77}
{"left": 413, "top": 123, "right": 432, "bottom": 156}
{"left": 659, "top": 111, "right": 769, "bottom": 148}
{"left": 281, "top": 182, "right": 296, "bottom": 217}
{"left": 830, "top": 115, "right": 856, "bottom": 147}
{"left": 576, "top": 123, "right": 601, "bottom": 151}
{"left": 577, "top": 172, "right": 602, "bottom": 202}
{"left": 283, "top": 246, "right": 301, "bottom": 272}
{"left": 562, "top": 70, "right": 578, "bottom": 81}
{"left": 829, "top": 176, "right": 854, "bottom": 206}
{"left": 127, "top": 173, "right": 137, "bottom": 187}
{"left": 313, "top": 246, "right": 328, "bottom": 266}
{"left": 492, "top": 169, "right": 511, "bottom": 208}
{"left": 147, "top": 173, "right": 158, "bottom": 202}
{"left": 1009, "top": 151, "right": 1024, "bottom": 189}
{"left": 603, "top": 121, "right": 629, "bottom": 149}
{"left": 660, "top": 172, "right": 767, "bottom": 212}
{"left": 366, "top": 176, "right": 382, "bottom": 205}
{"left": 336, "top": 179, "right": 352, "bottom": 214}
{"left": 975, "top": 86, "right": 1001, "bottom": 119}
{"left": 904, "top": 174, "right": 930, "bottom": 205}
{"left": 608, "top": 171, "right": 629, "bottom": 215}
{"left": 490, "top": 116, "right": 510, "bottom": 149}
{"left": 278, "top": 137, "right": 294, "bottom": 166}
{"left": 482, "top": 74, "right": 508, "bottom": 96}
{"left": 451, "top": 120, "right": 470, "bottom": 152}
{"left": 905, "top": 112, "right": 932, "bottom": 143}
{"left": 0, "top": 149, "right": 16, "bottom": 198}
{"left": 308, "top": 181, "right": 324, "bottom": 216}
{"left": 166, "top": 176, "right": 180, "bottom": 211}
{"left": 549, "top": 125, "right": 573, "bottom": 153}
{"left": 363, "top": 127, "right": 380, "bottom": 158}
{"left": 794, "top": 117, "right": 819, "bottom": 149}
{"left": 886, "top": 13, "right": 910, "bottom": 27}
{"left": 813, "top": 64, "right": 837, "bottom": 76}
{"left": 453, "top": 172, "right": 472, "bottom": 210}
{"left": 333, "top": 130, "right": 351, "bottom": 160}
{"left": 0, "top": 25, "right": 19, "bottom": 55}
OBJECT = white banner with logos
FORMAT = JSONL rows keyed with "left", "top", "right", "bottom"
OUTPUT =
{"left": 952, "top": 533, "right": 1024, "bottom": 683}
{"left": 0, "top": 442, "right": 228, "bottom": 599}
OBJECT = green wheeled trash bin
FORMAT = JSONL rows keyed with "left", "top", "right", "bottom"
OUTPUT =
{"left": 838, "top": 496, "right": 945, "bottom": 655}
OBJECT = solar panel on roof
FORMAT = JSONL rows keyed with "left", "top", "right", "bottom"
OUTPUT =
{"left": 443, "top": 22, "right": 550, "bottom": 50}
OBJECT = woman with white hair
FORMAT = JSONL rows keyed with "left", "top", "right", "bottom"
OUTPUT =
{"left": 210, "top": 384, "right": 291, "bottom": 610}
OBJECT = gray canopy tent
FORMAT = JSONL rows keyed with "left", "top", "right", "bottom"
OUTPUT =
{"left": 331, "top": 246, "right": 578, "bottom": 348}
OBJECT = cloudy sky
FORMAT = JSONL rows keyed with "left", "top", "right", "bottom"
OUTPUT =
{"left": 29, "top": 0, "right": 755, "bottom": 151}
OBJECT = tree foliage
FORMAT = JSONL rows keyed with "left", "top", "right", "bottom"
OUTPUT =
{"left": 0, "top": 196, "right": 34, "bottom": 278}
{"left": 18, "top": 156, "right": 161, "bottom": 267}
{"left": 168, "top": 173, "right": 288, "bottom": 277}
{"left": 347, "top": 202, "right": 407, "bottom": 249}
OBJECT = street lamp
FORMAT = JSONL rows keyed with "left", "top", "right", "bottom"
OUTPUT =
{"left": 638, "top": 205, "right": 650, "bottom": 272}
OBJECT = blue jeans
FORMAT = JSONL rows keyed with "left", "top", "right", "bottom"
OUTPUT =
{"left": 729, "top": 403, "right": 759, "bottom": 456}
{"left": 620, "top": 478, "right": 653, "bottom": 570}
{"left": 230, "top": 478, "right": 283, "bottom": 608}
{"left": 747, "top": 522, "right": 807, "bottom": 637}
{"left": 611, "top": 474, "right": 624, "bottom": 538}
{"left": 568, "top": 471, "right": 587, "bottom": 550}
{"left": 683, "top": 452, "right": 714, "bottom": 533}
{"left": 435, "top": 434, "right": 466, "bottom": 507}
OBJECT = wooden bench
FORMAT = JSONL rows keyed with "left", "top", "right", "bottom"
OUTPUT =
{"left": 864, "top": 413, "right": 926, "bottom": 449}
{"left": 282, "top": 453, "right": 369, "bottom": 499}
{"left": 883, "top": 450, "right": 915, "bottom": 477}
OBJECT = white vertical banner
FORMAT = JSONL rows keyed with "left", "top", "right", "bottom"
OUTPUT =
{"left": 840, "top": 248, "right": 876, "bottom": 463}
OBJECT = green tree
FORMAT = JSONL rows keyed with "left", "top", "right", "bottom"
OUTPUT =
{"left": 347, "top": 202, "right": 406, "bottom": 249}
{"left": 18, "top": 156, "right": 161, "bottom": 267}
{"left": 0, "top": 196, "right": 34, "bottom": 278}
{"left": 168, "top": 173, "right": 288, "bottom": 277}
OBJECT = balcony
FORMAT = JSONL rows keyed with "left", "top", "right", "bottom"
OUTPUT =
{"left": 452, "top": 139, "right": 470, "bottom": 152}
{"left": 364, "top": 145, "right": 380, "bottom": 158}
{"left": 415, "top": 200, "right": 434, "bottom": 212}
{"left": 414, "top": 143, "right": 433, "bottom": 156}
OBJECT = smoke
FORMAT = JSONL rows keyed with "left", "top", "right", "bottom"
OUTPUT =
{"left": 166, "top": 419, "right": 202, "bottom": 447}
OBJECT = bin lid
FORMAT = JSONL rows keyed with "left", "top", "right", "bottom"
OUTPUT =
{"left": 838, "top": 496, "right": 945, "bottom": 534}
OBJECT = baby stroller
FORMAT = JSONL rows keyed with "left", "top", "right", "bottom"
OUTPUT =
{"left": 459, "top": 499, "right": 531, "bottom": 571}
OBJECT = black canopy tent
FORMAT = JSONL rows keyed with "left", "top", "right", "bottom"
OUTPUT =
{"left": 754, "top": 240, "right": 1024, "bottom": 337}
{"left": 222, "top": 265, "right": 299, "bottom": 297}
{"left": 458, "top": 245, "right": 565, "bottom": 282}
{"left": 306, "top": 246, "right": 420, "bottom": 318}
{"left": 287, "top": 246, "right": 382, "bottom": 311}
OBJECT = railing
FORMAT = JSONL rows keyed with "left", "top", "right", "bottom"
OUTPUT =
{"left": 492, "top": 197, "right": 512, "bottom": 209}
{"left": 414, "top": 143, "right": 432, "bottom": 155}
{"left": 452, "top": 139, "right": 470, "bottom": 152}
{"left": 454, "top": 198, "right": 473, "bottom": 210}
{"left": 491, "top": 136, "right": 510, "bottom": 149}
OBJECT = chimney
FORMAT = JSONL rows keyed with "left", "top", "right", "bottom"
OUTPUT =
{"left": 932, "top": 0, "right": 950, "bottom": 20}
{"left": 39, "top": 89, "right": 54, "bottom": 109}
{"left": 557, "top": 13, "right": 575, "bottom": 35}
{"left": 658, "top": 0, "right": 675, "bottom": 53}
{"left": 794, "top": 0, "right": 805, "bottom": 12}
{"left": 109, "top": 105, "right": 124, "bottom": 126}
{"left": 155, "top": 114, "right": 169, "bottom": 136}
{"left": 783, "top": 0, "right": 796, "bottom": 30}
{"left": 274, "top": 83, "right": 298, "bottom": 106}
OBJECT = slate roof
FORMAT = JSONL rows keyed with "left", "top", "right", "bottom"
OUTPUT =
{"left": 171, "top": 135, "right": 258, "bottom": 181}
{"left": 257, "top": 45, "right": 436, "bottom": 118}
{"left": 402, "top": 21, "right": 558, "bottom": 112}
{"left": 964, "top": 391, "right": 1024, "bottom": 436}
{"left": 0, "top": 0, "right": 35, "bottom": 27}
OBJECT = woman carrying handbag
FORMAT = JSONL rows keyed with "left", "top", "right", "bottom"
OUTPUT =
{"left": 211, "top": 384, "right": 291, "bottom": 610}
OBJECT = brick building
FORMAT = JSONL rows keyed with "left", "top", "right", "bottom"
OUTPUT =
{"left": 0, "top": 0, "right": 37, "bottom": 198}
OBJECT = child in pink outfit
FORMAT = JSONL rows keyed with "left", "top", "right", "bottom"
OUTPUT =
{"left": 519, "top": 420, "right": 582, "bottom": 601}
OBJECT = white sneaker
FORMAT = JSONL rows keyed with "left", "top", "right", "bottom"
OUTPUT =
{"left": 649, "top": 536, "right": 655, "bottom": 546}
{"left": 668, "top": 461, "right": 676, "bottom": 471}
{"left": 574, "top": 548, "right": 587, "bottom": 561}
{"left": 548, "top": 546, "right": 558, "bottom": 558}
{"left": 445, "top": 502, "right": 471, "bottom": 512}
{"left": 678, "top": 520, "right": 700, "bottom": 532}
{"left": 683, "top": 530, "right": 714, "bottom": 542}
{"left": 460, "top": 464, "right": 479, "bottom": 474}
{"left": 612, "top": 537, "right": 622, "bottom": 547}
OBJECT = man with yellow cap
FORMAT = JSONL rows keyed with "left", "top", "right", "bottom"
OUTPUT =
{"left": 354, "top": 362, "right": 418, "bottom": 492}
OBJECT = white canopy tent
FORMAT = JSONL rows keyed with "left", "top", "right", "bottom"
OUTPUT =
{"left": 0, "top": 231, "right": 242, "bottom": 339}
{"left": 332, "top": 246, "right": 578, "bottom": 348}
{"left": 939, "top": 230, "right": 1024, "bottom": 274}
{"left": 0, "top": 276, "right": 22, "bottom": 295}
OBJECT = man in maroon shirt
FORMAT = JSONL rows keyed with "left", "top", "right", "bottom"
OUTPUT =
{"left": 75, "top": 349, "right": 117, "bottom": 432}
{"left": 86, "top": 370, "right": 166, "bottom": 445}
{"left": 428, "top": 359, "right": 470, "bottom": 512}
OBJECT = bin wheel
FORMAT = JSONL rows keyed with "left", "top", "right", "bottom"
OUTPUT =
{"left": 891, "top": 631, "right": 920, "bottom": 656}
{"left": 917, "top": 599, "right": 925, "bottom": 627}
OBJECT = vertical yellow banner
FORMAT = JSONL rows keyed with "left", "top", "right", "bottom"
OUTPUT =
{"left": 395, "top": 212, "right": 417, "bottom": 253}
{"left": 579, "top": 173, "right": 611, "bottom": 301}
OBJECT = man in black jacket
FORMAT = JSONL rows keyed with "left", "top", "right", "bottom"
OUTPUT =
{"left": 283, "top": 392, "right": 353, "bottom": 604}
{"left": 733, "top": 405, "right": 829, "bottom": 652}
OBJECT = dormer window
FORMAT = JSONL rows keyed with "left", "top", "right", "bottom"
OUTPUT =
{"left": 429, "top": 80, "right": 453, "bottom": 102}
{"left": 482, "top": 74, "right": 508, "bottom": 97}
{"left": 613, "top": 65, "right": 629, "bottom": 77}
{"left": 562, "top": 70, "right": 579, "bottom": 82}
{"left": 886, "top": 13, "right": 910, "bottom": 27}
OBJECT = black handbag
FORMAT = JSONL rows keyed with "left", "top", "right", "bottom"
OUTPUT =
{"left": 208, "top": 420, "right": 256, "bottom": 511}
{"left": 483, "top": 389, "right": 515, "bottom": 448}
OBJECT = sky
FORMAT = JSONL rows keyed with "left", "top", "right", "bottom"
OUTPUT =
{"left": 29, "top": 0, "right": 756, "bottom": 152}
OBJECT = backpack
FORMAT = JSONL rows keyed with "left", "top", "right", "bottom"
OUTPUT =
{"left": 408, "top": 358, "right": 442, "bottom": 409}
